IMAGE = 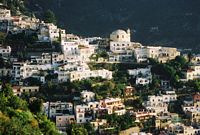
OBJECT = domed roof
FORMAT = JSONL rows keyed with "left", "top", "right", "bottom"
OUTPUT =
{"left": 111, "top": 29, "right": 127, "bottom": 35}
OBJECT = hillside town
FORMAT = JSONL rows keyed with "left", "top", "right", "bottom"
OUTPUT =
{"left": 1, "top": 3, "right": 200, "bottom": 135}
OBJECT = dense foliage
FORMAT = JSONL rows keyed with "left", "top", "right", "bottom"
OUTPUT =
{"left": 0, "top": 83, "right": 60, "bottom": 134}
{"left": 101, "top": 113, "right": 136, "bottom": 133}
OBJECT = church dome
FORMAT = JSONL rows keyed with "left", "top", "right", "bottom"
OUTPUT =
{"left": 110, "top": 29, "right": 131, "bottom": 42}
{"left": 111, "top": 29, "right": 127, "bottom": 36}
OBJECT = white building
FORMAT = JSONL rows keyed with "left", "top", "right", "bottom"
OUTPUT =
{"left": 183, "top": 65, "right": 200, "bottom": 81}
{"left": 75, "top": 104, "right": 93, "bottom": 123}
{"left": 81, "top": 91, "right": 95, "bottom": 103}
{"left": 43, "top": 102, "right": 73, "bottom": 118}
{"left": 38, "top": 22, "right": 65, "bottom": 42}
{"left": 30, "top": 52, "right": 64, "bottom": 64}
{"left": 61, "top": 40, "right": 79, "bottom": 55}
{"left": 57, "top": 62, "right": 112, "bottom": 82}
{"left": 136, "top": 78, "right": 151, "bottom": 86}
{"left": 128, "top": 66, "right": 151, "bottom": 77}
{"left": 134, "top": 48, "right": 149, "bottom": 63}
{"left": 128, "top": 66, "right": 152, "bottom": 85}
{"left": 144, "top": 91, "right": 177, "bottom": 114}
{"left": 0, "top": 45, "right": 11, "bottom": 57}
{"left": 12, "top": 62, "right": 53, "bottom": 81}
{"left": 69, "top": 69, "right": 112, "bottom": 82}
{"left": 84, "top": 37, "right": 102, "bottom": 43}
{"left": 109, "top": 29, "right": 142, "bottom": 62}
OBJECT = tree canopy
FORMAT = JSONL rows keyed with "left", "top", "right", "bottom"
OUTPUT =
{"left": 0, "top": 83, "right": 60, "bottom": 134}
{"left": 43, "top": 10, "right": 57, "bottom": 24}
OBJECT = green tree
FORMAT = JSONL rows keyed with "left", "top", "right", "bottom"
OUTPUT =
{"left": 43, "top": 10, "right": 57, "bottom": 24}
{"left": 38, "top": 114, "right": 60, "bottom": 135}
{"left": 0, "top": 83, "right": 61, "bottom": 135}
{"left": 71, "top": 124, "right": 88, "bottom": 135}
{"left": 0, "top": 93, "right": 8, "bottom": 112}
{"left": 2, "top": 83, "right": 13, "bottom": 97}
{"left": 0, "top": 32, "right": 6, "bottom": 43}
{"left": 8, "top": 95, "right": 28, "bottom": 110}
{"left": 84, "top": 123, "right": 95, "bottom": 134}
{"left": 175, "top": 56, "right": 187, "bottom": 68}
{"left": 29, "top": 98, "right": 43, "bottom": 114}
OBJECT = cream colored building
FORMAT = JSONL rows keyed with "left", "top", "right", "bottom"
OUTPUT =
{"left": 78, "top": 45, "right": 95, "bottom": 62}
{"left": 109, "top": 29, "right": 142, "bottom": 62}
{"left": 99, "top": 98, "right": 126, "bottom": 115}
{"left": 12, "top": 15, "right": 40, "bottom": 30}
{"left": 110, "top": 29, "right": 131, "bottom": 42}
{"left": 183, "top": 65, "right": 200, "bottom": 81}
{"left": 187, "top": 111, "right": 200, "bottom": 124}
{"left": 167, "top": 123, "right": 200, "bottom": 135}
{"left": 90, "top": 119, "right": 107, "bottom": 131}
{"left": 191, "top": 55, "right": 200, "bottom": 64}
{"left": 0, "top": 8, "right": 11, "bottom": 18}
{"left": 134, "top": 110, "right": 156, "bottom": 121}
{"left": 12, "top": 86, "right": 39, "bottom": 96}
{"left": 185, "top": 102, "right": 200, "bottom": 124}
{"left": 69, "top": 69, "right": 112, "bottom": 82}
{"left": 56, "top": 115, "right": 75, "bottom": 130}
{"left": 134, "top": 46, "right": 180, "bottom": 63}
{"left": 110, "top": 41, "right": 141, "bottom": 54}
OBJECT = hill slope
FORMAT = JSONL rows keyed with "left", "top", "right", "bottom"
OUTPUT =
{"left": 26, "top": 0, "right": 200, "bottom": 48}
